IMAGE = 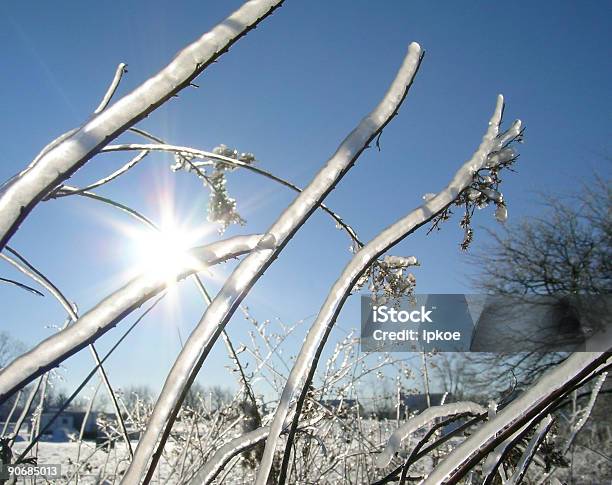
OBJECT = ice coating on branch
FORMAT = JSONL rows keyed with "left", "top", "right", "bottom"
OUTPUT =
{"left": 422, "top": 193, "right": 436, "bottom": 201}
{"left": 256, "top": 233, "right": 277, "bottom": 250}
{"left": 212, "top": 144, "right": 256, "bottom": 169}
{"left": 486, "top": 147, "right": 517, "bottom": 168}
{"left": 375, "top": 402, "right": 486, "bottom": 468}
{"left": 496, "top": 120, "right": 523, "bottom": 147}
{"left": 250, "top": 41, "right": 424, "bottom": 485}
{"left": 495, "top": 204, "right": 508, "bottom": 223}
{"left": 192, "top": 426, "right": 270, "bottom": 484}
{"left": 479, "top": 188, "right": 503, "bottom": 203}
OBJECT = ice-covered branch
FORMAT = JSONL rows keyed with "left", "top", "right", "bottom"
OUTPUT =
{"left": 423, "top": 352, "right": 611, "bottom": 484}
{"left": 0, "top": 235, "right": 262, "bottom": 403}
{"left": 122, "top": 42, "right": 424, "bottom": 484}
{"left": 48, "top": 151, "right": 149, "bottom": 198}
{"left": 260, "top": 95, "right": 514, "bottom": 485}
{"left": 94, "top": 63, "right": 128, "bottom": 114}
{"left": 506, "top": 415, "right": 554, "bottom": 485}
{"left": 376, "top": 402, "right": 486, "bottom": 468}
{"left": 562, "top": 371, "right": 607, "bottom": 453}
{"left": 52, "top": 187, "right": 158, "bottom": 228}
{"left": 0, "top": 0, "right": 284, "bottom": 251}
{"left": 481, "top": 417, "right": 534, "bottom": 484}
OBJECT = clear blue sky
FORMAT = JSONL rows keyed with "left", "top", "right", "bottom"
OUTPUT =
{"left": 0, "top": 1, "right": 610, "bottom": 399}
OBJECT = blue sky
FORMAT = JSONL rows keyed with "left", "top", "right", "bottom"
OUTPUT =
{"left": 0, "top": 1, "right": 610, "bottom": 399}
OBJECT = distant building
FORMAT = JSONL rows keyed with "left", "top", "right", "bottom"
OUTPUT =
{"left": 39, "top": 409, "right": 98, "bottom": 441}
{"left": 400, "top": 393, "right": 447, "bottom": 413}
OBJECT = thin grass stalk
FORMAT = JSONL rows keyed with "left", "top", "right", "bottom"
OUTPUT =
{"left": 75, "top": 378, "right": 102, "bottom": 484}
{"left": 1, "top": 389, "right": 22, "bottom": 437}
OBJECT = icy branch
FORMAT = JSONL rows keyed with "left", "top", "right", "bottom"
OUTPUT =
{"left": 188, "top": 414, "right": 320, "bottom": 485}
{"left": 94, "top": 62, "right": 128, "bottom": 114}
{"left": 481, "top": 418, "right": 534, "bottom": 484}
{"left": 563, "top": 371, "right": 607, "bottom": 453}
{"left": 258, "top": 95, "right": 512, "bottom": 485}
{"left": 423, "top": 352, "right": 611, "bottom": 484}
{"left": 506, "top": 415, "right": 554, "bottom": 485}
{"left": 2, "top": 246, "right": 134, "bottom": 455}
{"left": 49, "top": 150, "right": 149, "bottom": 197}
{"left": 0, "top": 235, "right": 261, "bottom": 403}
{"left": 376, "top": 402, "right": 486, "bottom": 468}
{"left": 0, "top": 0, "right": 284, "bottom": 250}
{"left": 121, "top": 42, "right": 424, "bottom": 485}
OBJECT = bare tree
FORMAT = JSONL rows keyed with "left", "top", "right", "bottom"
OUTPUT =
{"left": 0, "top": 332, "right": 25, "bottom": 369}
{"left": 475, "top": 176, "right": 611, "bottom": 296}
{"left": 465, "top": 177, "right": 611, "bottom": 389}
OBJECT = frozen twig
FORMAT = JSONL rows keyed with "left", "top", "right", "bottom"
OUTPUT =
{"left": 481, "top": 417, "right": 534, "bottom": 484}
{"left": 48, "top": 151, "right": 149, "bottom": 197}
{"left": 506, "top": 415, "right": 554, "bottom": 485}
{"left": 52, "top": 187, "right": 158, "bottom": 228}
{"left": 94, "top": 63, "right": 128, "bottom": 114}
{"left": 563, "top": 371, "right": 607, "bottom": 453}
{"left": 0, "top": 276, "right": 43, "bottom": 296}
{"left": 188, "top": 415, "right": 316, "bottom": 485}
{"left": 101, "top": 142, "right": 365, "bottom": 246}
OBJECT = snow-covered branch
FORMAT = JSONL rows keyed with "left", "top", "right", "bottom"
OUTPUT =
{"left": 0, "top": 235, "right": 262, "bottom": 403}
{"left": 0, "top": 0, "right": 284, "bottom": 251}
{"left": 121, "top": 42, "right": 424, "bottom": 484}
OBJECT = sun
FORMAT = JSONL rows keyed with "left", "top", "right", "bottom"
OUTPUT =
{"left": 130, "top": 220, "right": 202, "bottom": 284}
